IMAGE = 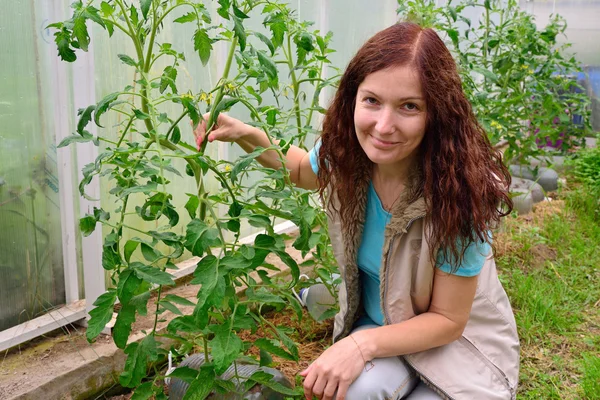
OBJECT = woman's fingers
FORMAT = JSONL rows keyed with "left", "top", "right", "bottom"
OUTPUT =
{"left": 302, "top": 369, "right": 317, "bottom": 400}
{"left": 322, "top": 379, "right": 339, "bottom": 400}
{"left": 194, "top": 113, "right": 211, "bottom": 150}
{"left": 311, "top": 374, "right": 328, "bottom": 400}
{"left": 334, "top": 379, "right": 350, "bottom": 400}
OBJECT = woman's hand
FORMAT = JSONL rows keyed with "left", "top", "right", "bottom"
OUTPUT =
{"left": 299, "top": 335, "right": 367, "bottom": 400}
{"left": 193, "top": 112, "right": 251, "bottom": 150}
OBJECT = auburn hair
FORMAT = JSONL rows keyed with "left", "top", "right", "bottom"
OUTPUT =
{"left": 317, "top": 22, "right": 512, "bottom": 268}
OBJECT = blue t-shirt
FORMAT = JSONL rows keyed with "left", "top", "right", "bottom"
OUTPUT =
{"left": 309, "top": 145, "right": 489, "bottom": 326}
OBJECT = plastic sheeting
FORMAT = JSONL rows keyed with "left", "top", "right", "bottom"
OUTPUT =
{"left": 0, "top": 1, "right": 66, "bottom": 331}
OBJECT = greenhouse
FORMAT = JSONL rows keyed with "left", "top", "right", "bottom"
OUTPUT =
{"left": 0, "top": 0, "right": 598, "bottom": 399}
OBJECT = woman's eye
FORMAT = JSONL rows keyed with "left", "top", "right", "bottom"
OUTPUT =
{"left": 364, "top": 97, "right": 378, "bottom": 105}
{"left": 403, "top": 103, "right": 418, "bottom": 111}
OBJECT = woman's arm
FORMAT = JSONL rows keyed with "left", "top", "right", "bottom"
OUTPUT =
{"left": 300, "top": 269, "right": 478, "bottom": 400}
{"left": 354, "top": 268, "right": 478, "bottom": 359}
{"left": 194, "top": 113, "right": 318, "bottom": 190}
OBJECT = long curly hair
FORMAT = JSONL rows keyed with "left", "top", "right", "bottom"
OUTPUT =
{"left": 317, "top": 22, "right": 512, "bottom": 267}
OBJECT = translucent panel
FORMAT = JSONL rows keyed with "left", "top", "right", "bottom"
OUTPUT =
{"left": 521, "top": 0, "right": 600, "bottom": 130}
{"left": 0, "top": 1, "right": 66, "bottom": 331}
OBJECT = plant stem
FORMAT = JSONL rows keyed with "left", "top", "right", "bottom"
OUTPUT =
{"left": 285, "top": 33, "right": 304, "bottom": 143}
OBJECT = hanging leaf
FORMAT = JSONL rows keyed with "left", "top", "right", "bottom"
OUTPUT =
{"left": 77, "top": 105, "right": 96, "bottom": 134}
{"left": 54, "top": 28, "right": 77, "bottom": 62}
{"left": 254, "top": 32, "right": 275, "bottom": 56}
{"left": 140, "top": 0, "right": 152, "bottom": 20}
{"left": 232, "top": 16, "right": 246, "bottom": 52}
{"left": 73, "top": 15, "right": 90, "bottom": 52}
{"left": 113, "top": 303, "right": 137, "bottom": 348}
{"left": 119, "top": 335, "right": 159, "bottom": 388}
{"left": 134, "top": 264, "right": 175, "bottom": 286}
{"left": 118, "top": 53, "right": 138, "bottom": 67}
{"left": 210, "top": 328, "right": 243, "bottom": 374}
{"left": 193, "top": 29, "right": 212, "bottom": 66}
{"left": 257, "top": 51, "right": 277, "bottom": 80}
{"left": 94, "top": 92, "right": 120, "bottom": 127}
{"left": 86, "top": 289, "right": 117, "bottom": 341}
{"left": 58, "top": 130, "right": 94, "bottom": 148}
{"left": 174, "top": 12, "right": 197, "bottom": 23}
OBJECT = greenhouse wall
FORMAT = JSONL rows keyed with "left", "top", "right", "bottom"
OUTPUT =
{"left": 0, "top": 0, "right": 597, "bottom": 344}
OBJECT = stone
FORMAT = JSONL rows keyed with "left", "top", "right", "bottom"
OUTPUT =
{"left": 510, "top": 177, "right": 545, "bottom": 203}
{"left": 510, "top": 188, "right": 533, "bottom": 215}
{"left": 529, "top": 155, "right": 567, "bottom": 173}
{"left": 509, "top": 164, "right": 535, "bottom": 181}
{"left": 536, "top": 167, "right": 559, "bottom": 192}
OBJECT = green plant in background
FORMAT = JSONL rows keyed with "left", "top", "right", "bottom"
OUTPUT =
{"left": 397, "top": 0, "right": 592, "bottom": 164}
{"left": 49, "top": 0, "right": 339, "bottom": 398}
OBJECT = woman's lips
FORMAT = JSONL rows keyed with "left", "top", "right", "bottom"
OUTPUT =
{"left": 370, "top": 134, "right": 400, "bottom": 148}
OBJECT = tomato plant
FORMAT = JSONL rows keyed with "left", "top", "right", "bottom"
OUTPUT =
{"left": 49, "top": 0, "right": 339, "bottom": 398}
{"left": 398, "top": 0, "right": 592, "bottom": 164}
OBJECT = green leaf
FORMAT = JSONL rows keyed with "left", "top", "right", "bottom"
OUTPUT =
{"left": 134, "top": 264, "right": 175, "bottom": 286}
{"left": 171, "top": 125, "right": 181, "bottom": 144}
{"left": 79, "top": 215, "right": 97, "bottom": 237}
{"left": 140, "top": 243, "right": 160, "bottom": 262}
{"left": 183, "top": 367, "right": 216, "bottom": 400}
{"left": 257, "top": 51, "right": 277, "bottom": 80}
{"left": 232, "top": 16, "right": 246, "bottom": 52}
{"left": 473, "top": 67, "right": 499, "bottom": 84}
{"left": 185, "top": 195, "right": 200, "bottom": 219}
{"left": 94, "top": 92, "right": 120, "bottom": 127}
{"left": 124, "top": 240, "right": 140, "bottom": 263}
{"left": 174, "top": 12, "right": 197, "bottom": 23}
{"left": 254, "top": 32, "right": 275, "bottom": 56}
{"left": 113, "top": 303, "right": 136, "bottom": 348}
{"left": 54, "top": 29, "right": 77, "bottom": 62}
{"left": 245, "top": 288, "right": 285, "bottom": 305}
{"left": 77, "top": 105, "right": 96, "bottom": 134}
{"left": 193, "top": 29, "right": 212, "bottom": 66}
{"left": 118, "top": 53, "right": 138, "bottom": 66}
{"left": 446, "top": 29, "right": 459, "bottom": 47}
{"left": 120, "top": 182, "right": 158, "bottom": 197}
{"left": 133, "top": 109, "right": 151, "bottom": 120}
{"left": 100, "top": 1, "right": 114, "bottom": 16}
{"left": 217, "top": 0, "right": 230, "bottom": 20}
{"left": 86, "top": 290, "right": 117, "bottom": 341}
{"left": 163, "top": 294, "right": 196, "bottom": 307}
{"left": 117, "top": 269, "right": 143, "bottom": 304}
{"left": 160, "top": 66, "right": 178, "bottom": 94}
{"left": 253, "top": 338, "right": 295, "bottom": 361}
{"left": 102, "top": 246, "right": 121, "bottom": 270}
{"left": 268, "top": 19, "right": 286, "bottom": 49}
{"left": 140, "top": 0, "right": 152, "bottom": 20}
{"left": 190, "top": 254, "right": 218, "bottom": 284}
{"left": 185, "top": 219, "right": 220, "bottom": 257}
{"left": 119, "top": 335, "right": 158, "bottom": 388}
{"left": 159, "top": 300, "right": 183, "bottom": 315}
{"left": 230, "top": 146, "right": 266, "bottom": 183}
{"left": 131, "top": 381, "right": 154, "bottom": 400}
{"left": 259, "top": 349, "right": 273, "bottom": 367}
{"left": 210, "top": 328, "right": 243, "bottom": 374}
{"left": 248, "top": 370, "right": 297, "bottom": 396}
{"left": 232, "top": 3, "right": 249, "bottom": 19}
{"left": 73, "top": 15, "right": 90, "bottom": 52}
{"left": 58, "top": 130, "right": 94, "bottom": 148}
{"left": 275, "top": 250, "right": 299, "bottom": 285}
{"left": 168, "top": 366, "right": 199, "bottom": 383}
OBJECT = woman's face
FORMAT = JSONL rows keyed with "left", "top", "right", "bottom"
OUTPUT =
{"left": 354, "top": 65, "right": 427, "bottom": 174}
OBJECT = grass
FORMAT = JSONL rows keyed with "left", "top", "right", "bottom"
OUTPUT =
{"left": 495, "top": 167, "right": 600, "bottom": 399}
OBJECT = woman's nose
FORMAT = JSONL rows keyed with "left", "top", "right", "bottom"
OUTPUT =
{"left": 374, "top": 107, "right": 396, "bottom": 135}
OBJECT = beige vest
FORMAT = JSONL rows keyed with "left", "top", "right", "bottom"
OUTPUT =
{"left": 327, "top": 174, "right": 520, "bottom": 400}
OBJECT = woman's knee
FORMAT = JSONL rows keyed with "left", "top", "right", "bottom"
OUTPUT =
{"left": 344, "top": 356, "right": 419, "bottom": 400}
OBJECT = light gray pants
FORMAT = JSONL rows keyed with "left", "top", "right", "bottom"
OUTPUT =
{"left": 344, "top": 325, "right": 442, "bottom": 400}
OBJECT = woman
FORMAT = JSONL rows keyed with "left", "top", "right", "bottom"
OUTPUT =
{"left": 195, "top": 22, "right": 519, "bottom": 400}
